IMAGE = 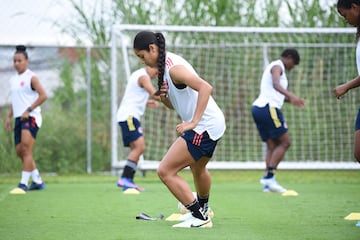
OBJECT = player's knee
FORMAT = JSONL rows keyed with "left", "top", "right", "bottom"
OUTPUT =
{"left": 15, "top": 148, "right": 23, "bottom": 158}
{"left": 15, "top": 144, "right": 27, "bottom": 157}
{"left": 280, "top": 140, "right": 291, "bottom": 150}
{"left": 139, "top": 144, "right": 146, "bottom": 154}
{"left": 157, "top": 165, "right": 166, "bottom": 181}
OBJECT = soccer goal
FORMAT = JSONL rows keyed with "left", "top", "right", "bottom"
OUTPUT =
{"left": 110, "top": 24, "right": 359, "bottom": 174}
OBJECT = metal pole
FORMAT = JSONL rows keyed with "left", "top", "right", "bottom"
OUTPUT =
{"left": 86, "top": 46, "right": 92, "bottom": 174}
{"left": 110, "top": 27, "right": 118, "bottom": 175}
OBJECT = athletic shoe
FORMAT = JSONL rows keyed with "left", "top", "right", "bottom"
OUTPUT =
{"left": 177, "top": 207, "right": 214, "bottom": 221}
{"left": 117, "top": 177, "right": 144, "bottom": 191}
{"left": 17, "top": 183, "right": 28, "bottom": 191}
{"left": 263, "top": 185, "right": 270, "bottom": 192}
{"left": 260, "top": 176, "right": 287, "bottom": 193}
{"left": 172, "top": 215, "right": 213, "bottom": 228}
{"left": 28, "top": 181, "right": 46, "bottom": 190}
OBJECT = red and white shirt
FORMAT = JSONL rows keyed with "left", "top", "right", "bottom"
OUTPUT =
{"left": 10, "top": 69, "right": 42, "bottom": 127}
{"left": 164, "top": 52, "right": 226, "bottom": 141}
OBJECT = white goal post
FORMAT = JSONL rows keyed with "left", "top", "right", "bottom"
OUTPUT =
{"left": 110, "top": 24, "right": 359, "bottom": 174}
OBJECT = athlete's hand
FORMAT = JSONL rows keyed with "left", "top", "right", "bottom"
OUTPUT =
{"left": 20, "top": 111, "right": 30, "bottom": 121}
{"left": 176, "top": 122, "right": 196, "bottom": 135}
{"left": 5, "top": 117, "right": 12, "bottom": 132}
{"left": 289, "top": 96, "right": 305, "bottom": 108}
{"left": 159, "top": 81, "right": 169, "bottom": 98}
{"left": 147, "top": 99, "right": 160, "bottom": 108}
{"left": 333, "top": 84, "right": 348, "bottom": 99}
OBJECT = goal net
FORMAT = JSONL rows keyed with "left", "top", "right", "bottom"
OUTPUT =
{"left": 110, "top": 24, "right": 359, "bottom": 172}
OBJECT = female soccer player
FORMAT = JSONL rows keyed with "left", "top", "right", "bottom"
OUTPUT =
{"left": 5, "top": 45, "right": 47, "bottom": 191}
{"left": 334, "top": 0, "right": 360, "bottom": 164}
{"left": 133, "top": 31, "right": 226, "bottom": 228}
{"left": 251, "top": 49, "right": 305, "bottom": 193}
{"left": 116, "top": 66, "right": 159, "bottom": 191}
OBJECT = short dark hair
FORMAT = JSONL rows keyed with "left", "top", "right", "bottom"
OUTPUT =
{"left": 281, "top": 48, "right": 300, "bottom": 65}
{"left": 337, "top": 0, "right": 360, "bottom": 41}
{"left": 337, "top": 0, "right": 360, "bottom": 10}
{"left": 15, "top": 45, "right": 28, "bottom": 59}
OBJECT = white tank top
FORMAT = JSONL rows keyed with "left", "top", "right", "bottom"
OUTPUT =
{"left": 117, "top": 68, "right": 151, "bottom": 121}
{"left": 252, "top": 59, "right": 288, "bottom": 109}
{"left": 356, "top": 40, "right": 360, "bottom": 75}
{"left": 10, "top": 69, "right": 42, "bottom": 127}
{"left": 164, "top": 52, "right": 226, "bottom": 140}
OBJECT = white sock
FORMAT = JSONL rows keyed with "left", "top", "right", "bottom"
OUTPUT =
{"left": 31, "top": 169, "right": 43, "bottom": 184}
{"left": 20, "top": 171, "right": 31, "bottom": 186}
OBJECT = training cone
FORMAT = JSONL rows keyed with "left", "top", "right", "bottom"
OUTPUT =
{"left": 9, "top": 188, "right": 26, "bottom": 195}
{"left": 123, "top": 188, "right": 140, "bottom": 195}
{"left": 165, "top": 213, "right": 183, "bottom": 221}
{"left": 344, "top": 213, "right": 360, "bottom": 220}
{"left": 282, "top": 190, "right": 298, "bottom": 196}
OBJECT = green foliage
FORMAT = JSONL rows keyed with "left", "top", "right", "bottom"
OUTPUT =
{"left": 0, "top": 0, "right": 350, "bottom": 173}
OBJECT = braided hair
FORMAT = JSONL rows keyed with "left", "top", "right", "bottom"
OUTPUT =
{"left": 337, "top": 0, "right": 360, "bottom": 41}
{"left": 133, "top": 31, "right": 166, "bottom": 93}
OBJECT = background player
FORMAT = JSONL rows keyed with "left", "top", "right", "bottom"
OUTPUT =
{"left": 251, "top": 48, "right": 305, "bottom": 193}
{"left": 334, "top": 0, "right": 360, "bottom": 164}
{"left": 5, "top": 45, "right": 47, "bottom": 191}
{"left": 116, "top": 66, "right": 160, "bottom": 191}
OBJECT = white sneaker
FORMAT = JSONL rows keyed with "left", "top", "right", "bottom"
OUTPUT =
{"left": 177, "top": 208, "right": 214, "bottom": 221}
{"left": 260, "top": 177, "right": 287, "bottom": 193}
{"left": 263, "top": 185, "right": 270, "bottom": 192}
{"left": 172, "top": 215, "right": 213, "bottom": 228}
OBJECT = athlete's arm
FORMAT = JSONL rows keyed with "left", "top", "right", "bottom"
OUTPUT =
{"left": 334, "top": 75, "right": 360, "bottom": 99}
{"left": 139, "top": 75, "right": 160, "bottom": 101}
{"left": 21, "top": 76, "right": 48, "bottom": 120}
{"left": 169, "top": 65, "right": 212, "bottom": 134}
{"left": 271, "top": 65, "right": 304, "bottom": 108}
{"left": 5, "top": 104, "right": 13, "bottom": 132}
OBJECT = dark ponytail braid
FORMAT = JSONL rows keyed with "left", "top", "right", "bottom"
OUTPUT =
{"left": 155, "top": 33, "right": 166, "bottom": 92}
{"left": 133, "top": 31, "right": 167, "bottom": 94}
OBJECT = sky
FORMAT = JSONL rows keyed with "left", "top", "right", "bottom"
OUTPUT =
{"left": 0, "top": 0, "right": 95, "bottom": 46}
{"left": 0, "top": 0, "right": 340, "bottom": 46}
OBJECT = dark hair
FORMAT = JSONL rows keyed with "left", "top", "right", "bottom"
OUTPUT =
{"left": 337, "top": 0, "right": 360, "bottom": 40}
{"left": 133, "top": 31, "right": 166, "bottom": 92}
{"left": 281, "top": 48, "right": 300, "bottom": 65}
{"left": 15, "top": 45, "right": 28, "bottom": 59}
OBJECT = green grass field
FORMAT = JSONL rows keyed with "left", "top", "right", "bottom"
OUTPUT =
{"left": 0, "top": 170, "right": 359, "bottom": 240}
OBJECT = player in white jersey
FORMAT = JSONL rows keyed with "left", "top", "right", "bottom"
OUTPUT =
{"left": 252, "top": 49, "right": 305, "bottom": 193}
{"left": 5, "top": 45, "right": 47, "bottom": 192}
{"left": 116, "top": 66, "right": 159, "bottom": 191}
{"left": 334, "top": 0, "right": 360, "bottom": 164}
{"left": 133, "top": 31, "right": 226, "bottom": 228}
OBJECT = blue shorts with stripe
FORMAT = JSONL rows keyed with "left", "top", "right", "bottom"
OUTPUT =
{"left": 251, "top": 104, "right": 288, "bottom": 141}
{"left": 355, "top": 107, "right": 360, "bottom": 131}
{"left": 118, "top": 116, "right": 143, "bottom": 147}
{"left": 14, "top": 117, "right": 39, "bottom": 145}
{"left": 181, "top": 130, "right": 219, "bottom": 161}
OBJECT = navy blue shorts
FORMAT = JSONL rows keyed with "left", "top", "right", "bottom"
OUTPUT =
{"left": 14, "top": 117, "right": 39, "bottom": 145}
{"left": 181, "top": 130, "right": 219, "bottom": 161}
{"left": 251, "top": 104, "right": 288, "bottom": 141}
{"left": 118, "top": 116, "right": 143, "bottom": 147}
{"left": 355, "top": 107, "right": 360, "bottom": 131}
